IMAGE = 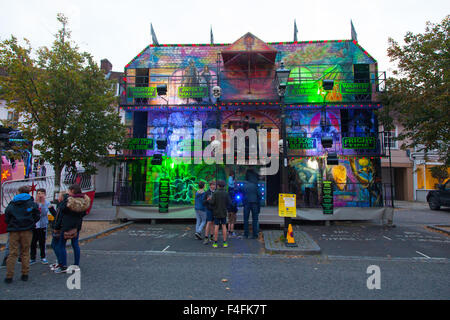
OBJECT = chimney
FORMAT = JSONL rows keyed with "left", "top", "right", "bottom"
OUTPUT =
{"left": 100, "top": 59, "right": 112, "bottom": 74}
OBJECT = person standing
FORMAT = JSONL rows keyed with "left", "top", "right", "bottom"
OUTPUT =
{"left": 202, "top": 181, "right": 216, "bottom": 245}
{"left": 4, "top": 186, "right": 40, "bottom": 283}
{"left": 242, "top": 170, "right": 262, "bottom": 239}
{"left": 228, "top": 172, "right": 235, "bottom": 197}
{"left": 30, "top": 188, "right": 55, "bottom": 265}
{"left": 194, "top": 181, "right": 207, "bottom": 240}
{"left": 209, "top": 180, "right": 231, "bottom": 248}
{"left": 53, "top": 184, "right": 90, "bottom": 273}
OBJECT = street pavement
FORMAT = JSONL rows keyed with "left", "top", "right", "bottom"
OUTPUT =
{"left": 1, "top": 199, "right": 449, "bottom": 300}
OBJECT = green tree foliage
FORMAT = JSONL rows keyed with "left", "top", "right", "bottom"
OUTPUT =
{"left": 0, "top": 14, "right": 126, "bottom": 192}
{"left": 380, "top": 15, "right": 449, "bottom": 166}
{"left": 429, "top": 165, "right": 449, "bottom": 185}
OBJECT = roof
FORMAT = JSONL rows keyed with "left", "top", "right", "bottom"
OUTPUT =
{"left": 125, "top": 37, "right": 377, "bottom": 70}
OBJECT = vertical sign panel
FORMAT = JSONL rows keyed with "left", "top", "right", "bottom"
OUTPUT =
{"left": 159, "top": 178, "right": 170, "bottom": 213}
{"left": 322, "top": 181, "right": 333, "bottom": 214}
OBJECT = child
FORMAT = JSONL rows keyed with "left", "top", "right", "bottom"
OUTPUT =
{"left": 227, "top": 197, "right": 238, "bottom": 238}
{"left": 202, "top": 180, "right": 216, "bottom": 245}
{"left": 194, "top": 181, "right": 207, "bottom": 240}
{"left": 30, "top": 188, "right": 55, "bottom": 265}
{"left": 209, "top": 180, "right": 231, "bottom": 248}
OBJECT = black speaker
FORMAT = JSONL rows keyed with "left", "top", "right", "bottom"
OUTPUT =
{"left": 157, "top": 84, "right": 167, "bottom": 96}
{"left": 322, "top": 79, "right": 334, "bottom": 91}
{"left": 321, "top": 136, "right": 333, "bottom": 149}
{"left": 151, "top": 154, "right": 163, "bottom": 165}
{"left": 156, "top": 139, "right": 167, "bottom": 150}
{"left": 327, "top": 153, "right": 339, "bottom": 165}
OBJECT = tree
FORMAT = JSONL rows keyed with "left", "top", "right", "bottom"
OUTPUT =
{"left": 0, "top": 14, "right": 126, "bottom": 196}
{"left": 429, "top": 165, "right": 449, "bottom": 186}
{"left": 379, "top": 15, "right": 450, "bottom": 167}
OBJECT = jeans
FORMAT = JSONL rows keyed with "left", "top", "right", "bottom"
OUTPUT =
{"left": 57, "top": 232, "right": 80, "bottom": 267}
{"left": 30, "top": 227, "right": 47, "bottom": 260}
{"left": 243, "top": 203, "right": 260, "bottom": 238}
{"left": 51, "top": 236, "right": 61, "bottom": 265}
{"left": 195, "top": 210, "right": 207, "bottom": 234}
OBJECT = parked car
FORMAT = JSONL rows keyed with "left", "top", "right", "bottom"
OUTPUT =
{"left": 427, "top": 179, "right": 450, "bottom": 210}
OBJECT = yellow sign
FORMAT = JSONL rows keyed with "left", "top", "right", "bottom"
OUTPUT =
{"left": 278, "top": 193, "right": 297, "bottom": 217}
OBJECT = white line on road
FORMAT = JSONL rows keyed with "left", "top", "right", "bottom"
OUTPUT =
{"left": 416, "top": 251, "right": 431, "bottom": 259}
{"left": 383, "top": 236, "right": 392, "bottom": 240}
{"left": 162, "top": 246, "right": 170, "bottom": 252}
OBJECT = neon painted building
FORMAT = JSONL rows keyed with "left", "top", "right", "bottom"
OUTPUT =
{"left": 114, "top": 32, "right": 393, "bottom": 221}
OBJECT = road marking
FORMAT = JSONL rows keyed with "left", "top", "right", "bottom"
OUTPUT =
{"left": 162, "top": 246, "right": 170, "bottom": 252}
{"left": 383, "top": 236, "right": 392, "bottom": 241}
{"left": 416, "top": 251, "right": 431, "bottom": 259}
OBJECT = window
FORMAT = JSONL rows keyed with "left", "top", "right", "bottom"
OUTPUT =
{"left": 7, "top": 111, "right": 18, "bottom": 124}
{"left": 382, "top": 126, "right": 398, "bottom": 149}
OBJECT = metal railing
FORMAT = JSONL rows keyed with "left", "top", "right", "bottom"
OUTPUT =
{"left": 118, "top": 69, "right": 385, "bottom": 106}
{"left": 1, "top": 174, "right": 94, "bottom": 212}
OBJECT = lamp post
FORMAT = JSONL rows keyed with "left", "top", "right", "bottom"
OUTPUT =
{"left": 212, "top": 86, "right": 222, "bottom": 184}
{"left": 275, "top": 61, "right": 291, "bottom": 238}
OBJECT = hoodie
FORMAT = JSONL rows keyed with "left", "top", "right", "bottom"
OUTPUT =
{"left": 54, "top": 194, "right": 91, "bottom": 232}
{"left": 5, "top": 193, "right": 40, "bottom": 232}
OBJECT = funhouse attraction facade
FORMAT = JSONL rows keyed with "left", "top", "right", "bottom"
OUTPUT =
{"left": 114, "top": 32, "right": 394, "bottom": 222}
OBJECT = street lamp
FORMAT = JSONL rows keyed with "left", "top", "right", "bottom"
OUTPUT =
{"left": 275, "top": 61, "right": 291, "bottom": 239}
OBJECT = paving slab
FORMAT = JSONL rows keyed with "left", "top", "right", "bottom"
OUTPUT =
{"left": 263, "top": 230, "right": 321, "bottom": 255}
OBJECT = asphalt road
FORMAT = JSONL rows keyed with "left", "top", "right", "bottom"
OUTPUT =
{"left": 1, "top": 205, "right": 449, "bottom": 301}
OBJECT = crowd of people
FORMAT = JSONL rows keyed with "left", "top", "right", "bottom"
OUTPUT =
{"left": 1, "top": 184, "right": 90, "bottom": 284}
{"left": 194, "top": 170, "right": 262, "bottom": 248}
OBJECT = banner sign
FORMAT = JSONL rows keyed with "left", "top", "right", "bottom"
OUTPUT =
{"left": 127, "top": 87, "right": 157, "bottom": 98}
{"left": 287, "top": 82, "right": 318, "bottom": 96}
{"left": 278, "top": 193, "right": 297, "bottom": 217}
{"left": 342, "top": 136, "right": 376, "bottom": 149}
{"left": 287, "top": 137, "right": 317, "bottom": 149}
{"left": 126, "top": 138, "right": 154, "bottom": 150}
{"left": 322, "top": 181, "right": 333, "bottom": 214}
{"left": 159, "top": 178, "right": 170, "bottom": 213}
{"left": 340, "top": 82, "right": 370, "bottom": 94}
{"left": 178, "top": 86, "right": 208, "bottom": 98}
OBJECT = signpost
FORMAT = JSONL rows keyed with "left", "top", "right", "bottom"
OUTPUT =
{"left": 278, "top": 193, "right": 297, "bottom": 218}
{"left": 342, "top": 136, "right": 376, "bottom": 149}
{"left": 178, "top": 86, "right": 208, "bottom": 99}
{"left": 126, "top": 138, "right": 154, "bottom": 150}
{"left": 127, "top": 87, "right": 157, "bottom": 98}
{"left": 287, "top": 137, "right": 317, "bottom": 149}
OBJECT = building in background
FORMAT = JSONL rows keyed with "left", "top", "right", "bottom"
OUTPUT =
{"left": 115, "top": 31, "right": 393, "bottom": 221}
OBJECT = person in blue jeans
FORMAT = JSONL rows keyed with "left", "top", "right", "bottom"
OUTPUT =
{"left": 53, "top": 184, "right": 90, "bottom": 273}
{"left": 242, "top": 169, "right": 262, "bottom": 239}
{"left": 194, "top": 181, "right": 207, "bottom": 240}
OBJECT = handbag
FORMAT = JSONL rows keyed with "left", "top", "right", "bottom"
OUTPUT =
{"left": 64, "top": 228, "right": 78, "bottom": 239}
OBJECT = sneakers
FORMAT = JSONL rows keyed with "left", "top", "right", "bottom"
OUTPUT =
{"left": 29, "top": 260, "right": 36, "bottom": 265}
{"left": 49, "top": 263, "right": 60, "bottom": 271}
{"left": 54, "top": 266, "right": 68, "bottom": 273}
{"left": 4, "top": 278, "right": 12, "bottom": 284}
{"left": 223, "top": 241, "right": 229, "bottom": 248}
{"left": 203, "top": 237, "right": 210, "bottom": 245}
{"left": 212, "top": 241, "right": 218, "bottom": 248}
{"left": 21, "top": 274, "right": 29, "bottom": 281}
{"left": 194, "top": 232, "right": 202, "bottom": 240}
{"left": 40, "top": 258, "right": 49, "bottom": 265}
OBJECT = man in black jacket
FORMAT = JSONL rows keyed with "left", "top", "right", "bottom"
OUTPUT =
{"left": 4, "top": 186, "right": 40, "bottom": 283}
{"left": 241, "top": 170, "right": 262, "bottom": 239}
